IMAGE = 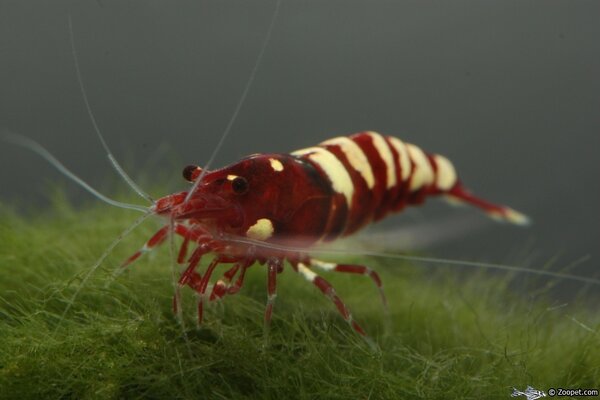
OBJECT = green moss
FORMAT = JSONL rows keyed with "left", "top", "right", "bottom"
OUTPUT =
{"left": 0, "top": 196, "right": 598, "bottom": 399}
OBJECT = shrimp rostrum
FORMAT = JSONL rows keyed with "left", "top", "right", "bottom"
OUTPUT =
{"left": 123, "top": 130, "right": 529, "bottom": 338}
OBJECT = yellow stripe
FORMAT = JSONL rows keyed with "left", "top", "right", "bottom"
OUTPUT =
{"left": 406, "top": 143, "right": 434, "bottom": 190}
{"left": 292, "top": 146, "right": 354, "bottom": 208}
{"left": 321, "top": 136, "right": 375, "bottom": 189}
{"left": 388, "top": 137, "right": 411, "bottom": 181}
{"left": 366, "top": 131, "right": 397, "bottom": 189}
{"left": 432, "top": 154, "right": 457, "bottom": 190}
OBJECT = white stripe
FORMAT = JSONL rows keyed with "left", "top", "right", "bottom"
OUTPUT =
{"left": 432, "top": 154, "right": 457, "bottom": 190}
{"left": 388, "top": 137, "right": 411, "bottom": 181}
{"left": 292, "top": 146, "right": 354, "bottom": 208}
{"left": 366, "top": 131, "right": 397, "bottom": 189}
{"left": 321, "top": 136, "right": 375, "bottom": 189}
{"left": 310, "top": 259, "right": 336, "bottom": 271}
{"left": 297, "top": 262, "right": 317, "bottom": 282}
{"left": 406, "top": 143, "right": 434, "bottom": 191}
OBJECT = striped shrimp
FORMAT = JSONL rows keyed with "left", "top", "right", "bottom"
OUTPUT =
{"left": 113, "top": 130, "right": 530, "bottom": 338}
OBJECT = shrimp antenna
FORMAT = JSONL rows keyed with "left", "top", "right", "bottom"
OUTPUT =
{"left": 1, "top": 131, "right": 149, "bottom": 213}
{"left": 67, "top": 14, "right": 155, "bottom": 204}
{"left": 224, "top": 235, "right": 600, "bottom": 286}
{"left": 185, "top": 0, "right": 282, "bottom": 203}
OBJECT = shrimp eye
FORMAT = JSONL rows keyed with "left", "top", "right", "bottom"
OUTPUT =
{"left": 231, "top": 176, "right": 249, "bottom": 194}
{"left": 183, "top": 165, "right": 201, "bottom": 182}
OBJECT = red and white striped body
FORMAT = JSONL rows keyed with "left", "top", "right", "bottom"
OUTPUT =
{"left": 130, "top": 130, "right": 529, "bottom": 339}
{"left": 291, "top": 131, "right": 460, "bottom": 242}
{"left": 213, "top": 130, "right": 527, "bottom": 249}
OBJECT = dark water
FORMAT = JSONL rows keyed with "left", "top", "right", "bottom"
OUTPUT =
{"left": 1, "top": 1, "right": 598, "bottom": 283}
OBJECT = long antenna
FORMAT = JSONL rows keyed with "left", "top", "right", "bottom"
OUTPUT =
{"left": 67, "top": 14, "right": 155, "bottom": 204}
{"left": 2, "top": 131, "right": 149, "bottom": 213}
{"left": 185, "top": 0, "right": 282, "bottom": 203}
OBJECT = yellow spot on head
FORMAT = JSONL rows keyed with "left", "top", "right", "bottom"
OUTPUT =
{"left": 246, "top": 218, "right": 274, "bottom": 241}
{"left": 227, "top": 175, "right": 238, "bottom": 181}
{"left": 269, "top": 158, "right": 284, "bottom": 172}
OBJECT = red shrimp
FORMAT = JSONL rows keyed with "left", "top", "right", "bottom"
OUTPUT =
{"left": 121, "top": 130, "right": 529, "bottom": 338}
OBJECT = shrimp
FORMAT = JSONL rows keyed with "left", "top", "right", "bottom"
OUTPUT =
{"left": 112, "top": 130, "right": 530, "bottom": 338}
